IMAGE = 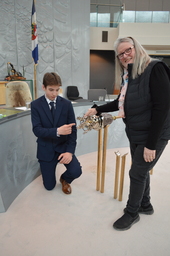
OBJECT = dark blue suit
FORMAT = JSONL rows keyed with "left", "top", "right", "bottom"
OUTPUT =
{"left": 31, "top": 95, "right": 82, "bottom": 190}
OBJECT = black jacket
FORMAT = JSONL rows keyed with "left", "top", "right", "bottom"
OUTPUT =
{"left": 96, "top": 60, "right": 170, "bottom": 148}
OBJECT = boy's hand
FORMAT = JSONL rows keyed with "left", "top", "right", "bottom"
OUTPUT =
{"left": 58, "top": 123, "right": 75, "bottom": 135}
{"left": 58, "top": 152, "right": 72, "bottom": 164}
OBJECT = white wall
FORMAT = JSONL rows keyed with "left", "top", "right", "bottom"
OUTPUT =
{"left": 90, "top": 23, "right": 170, "bottom": 53}
{"left": 90, "top": 27, "right": 118, "bottom": 50}
{"left": 118, "top": 23, "right": 170, "bottom": 49}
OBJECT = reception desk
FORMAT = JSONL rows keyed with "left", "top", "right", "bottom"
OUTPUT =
{"left": 0, "top": 101, "right": 128, "bottom": 213}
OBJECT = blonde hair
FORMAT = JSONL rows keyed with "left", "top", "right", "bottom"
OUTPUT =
{"left": 114, "top": 37, "right": 152, "bottom": 85}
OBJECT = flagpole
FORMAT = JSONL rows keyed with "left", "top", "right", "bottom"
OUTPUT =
{"left": 32, "top": 0, "right": 38, "bottom": 99}
{"left": 34, "top": 64, "right": 38, "bottom": 99}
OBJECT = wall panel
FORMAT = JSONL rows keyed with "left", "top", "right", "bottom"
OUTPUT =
{"left": 0, "top": 0, "right": 90, "bottom": 98}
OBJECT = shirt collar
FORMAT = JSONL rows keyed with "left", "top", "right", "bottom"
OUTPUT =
{"left": 45, "top": 95, "right": 57, "bottom": 105}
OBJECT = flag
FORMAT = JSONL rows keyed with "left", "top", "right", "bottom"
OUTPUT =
{"left": 31, "top": 0, "right": 38, "bottom": 64}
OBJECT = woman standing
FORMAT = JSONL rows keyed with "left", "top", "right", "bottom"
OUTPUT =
{"left": 85, "top": 37, "right": 170, "bottom": 231}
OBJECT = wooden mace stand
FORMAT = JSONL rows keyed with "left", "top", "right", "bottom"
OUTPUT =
{"left": 96, "top": 125, "right": 128, "bottom": 202}
{"left": 96, "top": 126, "right": 109, "bottom": 193}
{"left": 96, "top": 116, "right": 121, "bottom": 193}
{"left": 96, "top": 124, "right": 153, "bottom": 201}
{"left": 114, "top": 151, "right": 128, "bottom": 201}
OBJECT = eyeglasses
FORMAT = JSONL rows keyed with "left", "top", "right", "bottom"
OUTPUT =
{"left": 117, "top": 46, "right": 134, "bottom": 59}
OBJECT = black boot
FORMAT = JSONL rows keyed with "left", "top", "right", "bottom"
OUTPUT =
{"left": 113, "top": 212, "right": 140, "bottom": 231}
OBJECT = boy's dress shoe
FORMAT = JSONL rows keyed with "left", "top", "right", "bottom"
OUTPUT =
{"left": 60, "top": 177, "right": 72, "bottom": 194}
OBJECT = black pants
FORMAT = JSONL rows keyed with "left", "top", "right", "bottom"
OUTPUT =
{"left": 127, "top": 139, "right": 168, "bottom": 213}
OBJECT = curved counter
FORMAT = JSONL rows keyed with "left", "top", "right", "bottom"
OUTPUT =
{"left": 0, "top": 102, "right": 128, "bottom": 213}
{"left": 0, "top": 109, "right": 40, "bottom": 213}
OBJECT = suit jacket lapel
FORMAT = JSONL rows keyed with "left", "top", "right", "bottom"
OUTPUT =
{"left": 54, "top": 96, "right": 62, "bottom": 125}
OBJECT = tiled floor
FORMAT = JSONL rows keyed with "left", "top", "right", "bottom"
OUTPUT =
{"left": 0, "top": 145, "right": 170, "bottom": 256}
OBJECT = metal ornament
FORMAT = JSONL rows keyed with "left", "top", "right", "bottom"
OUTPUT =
{"left": 77, "top": 113, "right": 120, "bottom": 133}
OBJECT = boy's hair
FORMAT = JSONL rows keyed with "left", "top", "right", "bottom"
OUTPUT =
{"left": 43, "top": 72, "right": 62, "bottom": 88}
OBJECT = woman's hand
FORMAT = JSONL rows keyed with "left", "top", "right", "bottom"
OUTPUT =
{"left": 143, "top": 147, "right": 156, "bottom": 162}
{"left": 84, "top": 108, "right": 97, "bottom": 118}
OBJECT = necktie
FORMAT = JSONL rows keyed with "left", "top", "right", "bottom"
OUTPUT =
{"left": 49, "top": 101, "right": 55, "bottom": 119}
